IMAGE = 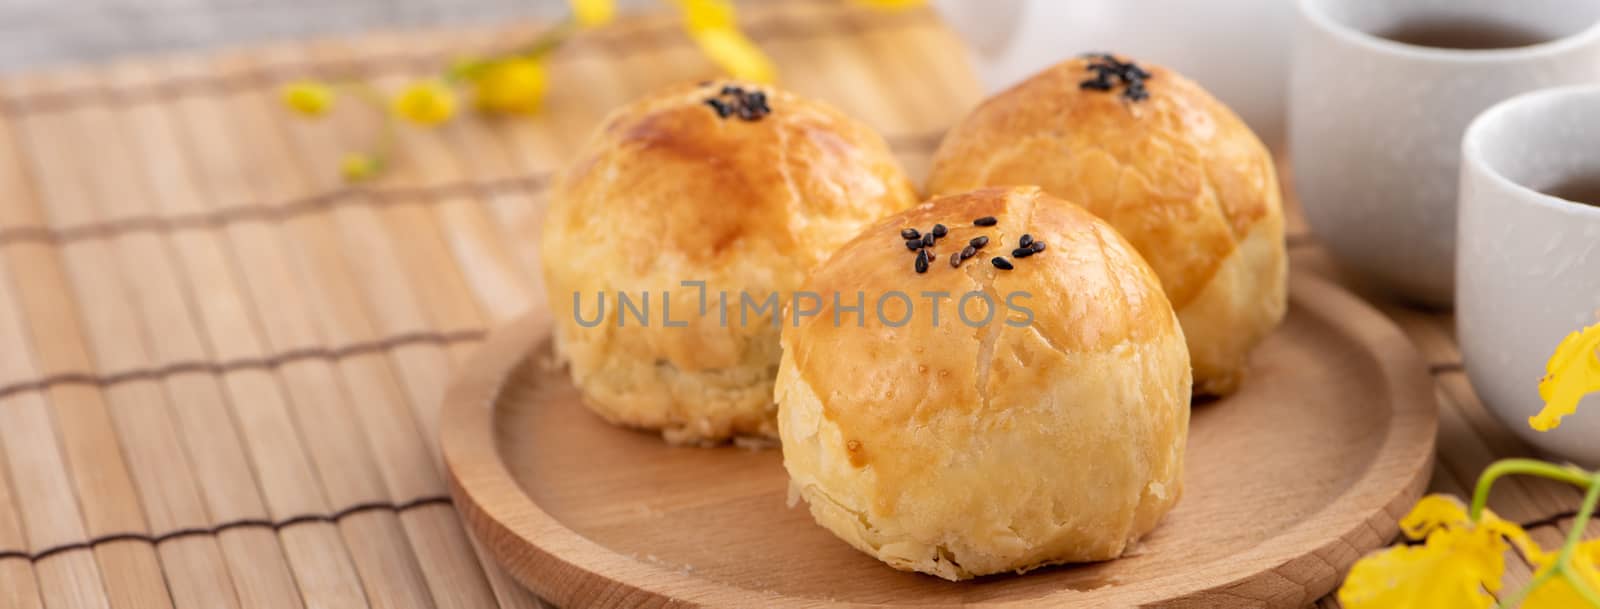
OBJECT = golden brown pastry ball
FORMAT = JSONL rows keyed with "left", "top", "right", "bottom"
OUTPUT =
{"left": 777, "top": 187, "right": 1191, "bottom": 580}
{"left": 927, "top": 55, "right": 1286, "bottom": 396}
{"left": 543, "top": 81, "right": 917, "bottom": 445}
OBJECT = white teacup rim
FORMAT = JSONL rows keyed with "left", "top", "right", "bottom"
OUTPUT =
{"left": 1463, "top": 84, "right": 1600, "bottom": 220}
{"left": 1297, "top": 0, "right": 1600, "bottom": 62}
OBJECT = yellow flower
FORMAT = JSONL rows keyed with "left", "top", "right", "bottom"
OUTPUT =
{"left": 340, "top": 154, "right": 381, "bottom": 181}
{"left": 391, "top": 80, "right": 457, "bottom": 127}
{"left": 676, "top": 0, "right": 737, "bottom": 32}
{"left": 1337, "top": 495, "right": 1539, "bottom": 609}
{"left": 689, "top": 27, "right": 776, "bottom": 83}
{"left": 569, "top": 0, "right": 614, "bottom": 28}
{"left": 853, "top": 0, "right": 925, "bottom": 10}
{"left": 473, "top": 58, "right": 548, "bottom": 114}
{"left": 1340, "top": 535, "right": 1500, "bottom": 609}
{"left": 281, "top": 81, "right": 333, "bottom": 117}
{"left": 670, "top": 0, "right": 776, "bottom": 83}
{"left": 1523, "top": 539, "right": 1600, "bottom": 608}
{"left": 1531, "top": 321, "right": 1600, "bottom": 431}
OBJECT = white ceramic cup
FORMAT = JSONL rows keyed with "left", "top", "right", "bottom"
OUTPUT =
{"left": 1459, "top": 85, "right": 1600, "bottom": 466}
{"left": 1290, "top": 0, "right": 1600, "bottom": 306}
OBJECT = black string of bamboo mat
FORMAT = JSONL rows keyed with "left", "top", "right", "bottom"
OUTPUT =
{"left": 0, "top": 328, "right": 486, "bottom": 402}
{"left": 0, "top": 495, "right": 453, "bottom": 562}
{"left": 0, "top": 173, "right": 549, "bottom": 247}
{"left": 0, "top": 332, "right": 1461, "bottom": 409}
{"left": 0, "top": 132, "right": 951, "bottom": 248}
{"left": 0, "top": 130, "right": 1320, "bottom": 255}
{"left": 0, "top": 499, "right": 1577, "bottom": 565}
{"left": 0, "top": 6, "right": 939, "bottom": 116}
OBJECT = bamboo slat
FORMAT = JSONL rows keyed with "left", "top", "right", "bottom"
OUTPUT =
{"left": 0, "top": 1, "right": 1580, "bottom": 607}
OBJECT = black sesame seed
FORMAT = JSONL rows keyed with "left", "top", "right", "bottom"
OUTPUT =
{"left": 1012, "top": 247, "right": 1034, "bottom": 258}
{"left": 974, "top": 216, "right": 998, "bottom": 227}
{"left": 1019, "top": 234, "right": 1034, "bottom": 248}
{"left": 1080, "top": 78, "right": 1114, "bottom": 91}
{"left": 915, "top": 250, "right": 930, "bottom": 274}
{"left": 960, "top": 245, "right": 977, "bottom": 259}
{"left": 949, "top": 251, "right": 962, "bottom": 268}
{"left": 901, "top": 228, "right": 920, "bottom": 240}
{"left": 991, "top": 257, "right": 1014, "bottom": 270}
{"left": 1086, "top": 71, "right": 1118, "bottom": 84}
{"left": 932, "top": 224, "right": 948, "bottom": 238}
{"left": 922, "top": 233, "right": 936, "bottom": 248}
{"left": 1030, "top": 241, "right": 1046, "bottom": 253}
{"left": 721, "top": 85, "right": 742, "bottom": 96}
{"left": 969, "top": 235, "right": 989, "bottom": 248}
{"left": 705, "top": 98, "right": 732, "bottom": 118}
{"left": 1079, "top": 54, "right": 1152, "bottom": 102}
{"left": 905, "top": 239, "right": 923, "bottom": 251}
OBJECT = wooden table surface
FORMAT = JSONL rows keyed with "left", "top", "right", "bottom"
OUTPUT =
{"left": 0, "top": 1, "right": 1583, "bottom": 607}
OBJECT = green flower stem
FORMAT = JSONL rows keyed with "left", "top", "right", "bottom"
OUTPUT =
{"left": 1486, "top": 466, "right": 1600, "bottom": 609}
{"left": 1556, "top": 478, "right": 1600, "bottom": 605}
{"left": 1472, "top": 459, "right": 1594, "bottom": 521}
{"left": 446, "top": 19, "right": 574, "bottom": 85}
{"left": 515, "top": 19, "right": 577, "bottom": 59}
{"left": 1499, "top": 567, "right": 1560, "bottom": 609}
{"left": 336, "top": 81, "right": 397, "bottom": 172}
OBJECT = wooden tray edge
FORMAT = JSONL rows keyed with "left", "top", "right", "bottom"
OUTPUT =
{"left": 442, "top": 273, "right": 1440, "bottom": 608}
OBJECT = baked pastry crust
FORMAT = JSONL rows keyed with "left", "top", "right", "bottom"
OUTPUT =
{"left": 777, "top": 187, "right": 1191, "bottom": 580}
{"left": 543, "top": 81, "right": 917, "bottom": 445}
{"left": 927, "top": 56, "right": 1286, "bottom": 396}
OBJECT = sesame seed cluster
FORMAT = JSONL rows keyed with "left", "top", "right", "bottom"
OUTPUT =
{"left": 900, "top": 215, "right": 1046, "bottom": 274}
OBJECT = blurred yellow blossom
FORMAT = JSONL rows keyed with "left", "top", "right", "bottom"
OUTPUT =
{"left": 569, "top": 0, "right": 616, "bottom": 28}
{"left": 391, "top": 80, "right": 457, "bottom": 126}
{"left": 676, "top": 0, "right": 737, "bottom": 31}
{"left": 690, "top": 27, "right": 776, "bottom": 83}
{"left": 1338, "top": 496, "right": 1530, "bottom": 609}
{"left": 284, "top": 0, "right": 921, "bottom": 180}
{"left": 281, "top": 81, "right": 333, "bottom": 117}
{"left": 474, "top": 58, "right": 548, "bottom": 114}
{"left": 340, "top": 154, "right": 381, "bottom": 181}
{"left": 853, "top": 0, "right": 925, "bottom": 10}
{"left": 1531, "top": 320, "right": 1600, "bottom": 431}
{"left": 671, "top": 0, "right": 773, "bottom": 82}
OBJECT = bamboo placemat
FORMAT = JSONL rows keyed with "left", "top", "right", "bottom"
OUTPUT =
{"left": 0, "top": 1, "right": 1581, "bottom": 607}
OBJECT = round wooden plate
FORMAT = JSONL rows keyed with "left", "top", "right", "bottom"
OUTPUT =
{"left": 443, "top": 274, "right": 1437, "bottom": 608}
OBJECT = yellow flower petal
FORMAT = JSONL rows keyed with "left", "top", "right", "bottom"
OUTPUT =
{"left": 1531, "top": 321, "right": 1600, "bottom": 431}
{"left": 1398, "top": 495, "right": 1547, "bottom": 563}
{"left": 689, "top": 27, "right": 776, "bottom": 84}
{"left": 391, "top": 80, "right": 457, "bottom": 127}
{"left": 853, "top": 0, "right": 925, "bottom": 10}
{"left": 473, "top": 58, "right": 548, "bottom": 115}
{"left": 1339, "top": 534, "right": 1501, "bottom": 609}
{"left": 1398, "top": 494, "right": 1475, "bottom": 539}
{"left": 1338, "top": 495, "right": 1530, "bottom": 609}
{"left": 569, "top": 0, "right": 614, "bottom": 28}
{"left": 1523, "top": 539, "right": 1600, "bottom": 608}
{"left": 674, "top": 0, "right": 737, "bottom": 33}
{"left": 340, "top": 154, "right": 381, "bottom": 181}
{"left": 281, "top": 81, "right": 333, "bottom": 117}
